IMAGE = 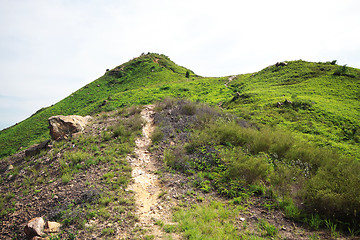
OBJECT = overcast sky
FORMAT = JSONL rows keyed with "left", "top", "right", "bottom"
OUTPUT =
{"left": 0, "top": 0, "right": 359, "bottom": 130}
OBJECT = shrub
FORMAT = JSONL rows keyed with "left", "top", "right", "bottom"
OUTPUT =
{"left": 180, "top": 102, "right": 197, "bottom": 116}
{"left": 270, "top": 131, "right": 294, "bottom": 158}
{"left": 151, "top": 127, "right": 164, "bottom": 144}
{"left": 333, "top": 64, "right": 348, "bottom": 76}
{"left": 163, "top": 149, "right": 175, "bottom": 169}
{"left": 302, "top": 157, "right": 360, "bottom": 222}
{"left": 112, "top": 124, "right": 129, "bottom": 138}
{"left": 125, "top": 105, "right": 142, "bottom": 116}
{"left": 248, "top": 128, "right": 272, "bottom": 154}
{"left": 125, "top": 113, "right": 144, "bottom": 132}
{"left": 225, "top": 150, "right": 271, "bottom": 184}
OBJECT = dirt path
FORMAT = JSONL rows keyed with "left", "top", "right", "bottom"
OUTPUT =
{"left": 225, "top": 75, "right": 236, "bottom": 87}
{"left": 127, "top": 105, "right": 181, "bottom": 239}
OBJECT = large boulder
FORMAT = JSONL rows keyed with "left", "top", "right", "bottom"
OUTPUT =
{"left": 24, "top": 217, "right": 45, "bottom": 239}
{"left": 48, "top": 115, "right": 92, "bottom": 140}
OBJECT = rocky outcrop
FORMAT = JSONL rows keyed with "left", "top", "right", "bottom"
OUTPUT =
{"left": 48, "top": 115, "right": 92, "bottom": 140}
{"left": 276, "top": 61, "right": 288, "bottom": 67}
{"left": 25, "top": 140, "right": 50, "bottom": 157}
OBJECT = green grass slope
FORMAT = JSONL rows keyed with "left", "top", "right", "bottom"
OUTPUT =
{"left": 225, "top": 60, "right": 360, "bottom": 159}
{"left": 1, "top": 55, "right": 359, "bottom": 161}
{"left": 0, "top": 53, "right": 194, "bottom": 158}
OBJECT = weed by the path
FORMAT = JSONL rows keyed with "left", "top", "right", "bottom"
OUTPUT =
{"left": 174, "top": 201, "right": 240, "bottom": 239}
{"left": 258, "top": 219, "right": 278, "bottom": 237}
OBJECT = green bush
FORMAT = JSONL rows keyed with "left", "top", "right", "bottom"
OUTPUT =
{"left": 225, "top": 150, "right": 271, "bottom": 184}
{"left": 180, "top": 102, "right": 197, "bottom": 116}
{"left": 303, "top": 157, "right": 360, "bottom": 222}
{"left": 333, "top": 64, "right": 348, "bottom": 76}
{"left": 112, "top": 125, "right": 128, "bottom": 138}
{"left": 151, "top": 127, "right": 164, "bottom": 144}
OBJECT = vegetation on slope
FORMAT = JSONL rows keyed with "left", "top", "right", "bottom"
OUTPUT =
{"left": 0, "top": 53, "right": 194, "bottom": 158}
{"left": 225, "top": 60, "right": 360, "bottom": 158}
{"left": 1, "top": 55, "right": 359, "bottom": 161}
{"left": 151, "top": 99, "right": 360, "bottom": 237}
{"left": 0, "top": 106, "right": 145, "bottom": 239}
{"left": 1, "top": 53, "right": 360, "bottom": 238}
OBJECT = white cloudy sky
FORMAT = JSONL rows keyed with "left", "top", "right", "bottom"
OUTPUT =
{"left": 0, "top": 0, "right": 359, "bottom": 130}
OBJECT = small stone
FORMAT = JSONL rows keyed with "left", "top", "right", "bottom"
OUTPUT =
{"left": 7, "top": 165, "right": 13, "bottom": 171}
{"left": 31, "top": 237, "right": 48, "bottom": 240}
{"left": 45, "top": 221, "right": 61, "bottom": 233}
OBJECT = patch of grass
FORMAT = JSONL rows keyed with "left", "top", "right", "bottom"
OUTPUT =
{"left": 101, "top": 227, "right": 115, "bottom": 236}
{"left": 307, "top": 214, "right": 323, "bottom": 230}
{"left": 174, "top": 201, "right": 240, "bottom": 239}
{"left": 257, "top": 219, "right": 278, "bottom": 237}
{"left": 61, "top": 173, "right": 72, "bottom": 183}
{"left": 163, "top": 224, "right": 176, "bottom": 233}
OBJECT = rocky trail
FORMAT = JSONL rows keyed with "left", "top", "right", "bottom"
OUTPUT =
{"left": 127, "top": 105, "right": 180, "bottom": 239}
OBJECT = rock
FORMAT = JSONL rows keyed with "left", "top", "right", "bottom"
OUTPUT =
{"left": 45, "top": 221, "right": 61, "bottom": 233}
{"left": 284, "top": 99, "right": 292, "bottom": 105}
{"left": 48, "top": 115, "right": 92, "bottom": 140}
{"left": 7, "top": 164, "right": 13, "bottom": 171}
{"left": 100, "top": 100, "right": 108, "bottom": 107}
{"left": 276, "top": 61, "right": 288, "bottom": 67}
{"left": 31, "top": 237, "right": 48, "bottom": 240}
{"left": 276, "top": 102, "right": 283, "bottom": 108}
{"left": 24, "top": 217, "right": 45, "bottom": 239}
{"left": 25, "top": 140, "right": 50, "bottom": 157}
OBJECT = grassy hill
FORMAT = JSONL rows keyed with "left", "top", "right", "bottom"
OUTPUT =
{"left": 2, "top": 55, "right": 359, "bottom": 160}
{"left": 1, "top": 53, "right": 360, "bottom": 238}
{"left": 0, "top": 53, "right": 195, "bottom": 158}
{"left": 225, "top": 60, "right": 360, "bottom": 158}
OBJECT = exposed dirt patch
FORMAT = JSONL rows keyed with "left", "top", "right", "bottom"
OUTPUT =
{"left": 225, "top": 75, "right": 237, "bottom": 87}
{"left": 127, "top": 105, "right": 181, "bottom": 239}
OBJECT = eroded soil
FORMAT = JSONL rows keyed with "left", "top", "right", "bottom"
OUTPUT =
{"left": 127, "top": 105, "right": 181, "bottom": 239}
